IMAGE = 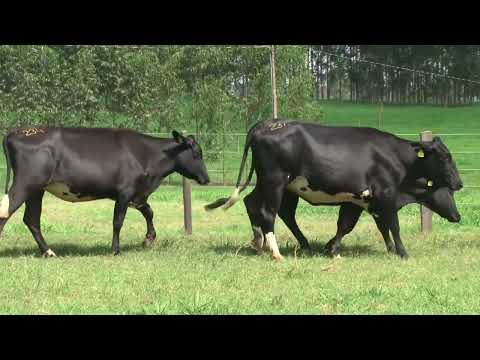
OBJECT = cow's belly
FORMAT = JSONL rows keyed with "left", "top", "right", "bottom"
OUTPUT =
{"left": 44, "top": 182, "right": 99, "bottom": 203}
{"left": 286, "top": 176, "right": 369, "bottom": 209}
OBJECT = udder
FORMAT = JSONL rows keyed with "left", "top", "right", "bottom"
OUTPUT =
{"left": 286, "top": 176, "right": 369, "bottom": 209}
{"left": 44, "top": 182, "right": 98, "bottom": 202}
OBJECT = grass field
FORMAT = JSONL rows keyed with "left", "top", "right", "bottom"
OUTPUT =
{"left": 0, "top": 101, "right": 479, "bottom": 315}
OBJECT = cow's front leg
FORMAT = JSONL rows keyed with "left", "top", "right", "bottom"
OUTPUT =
{"left": 383, "top": 211, "right": 408, "bottom": 259}
{"left": 277, "top": 191, "right": 312, "bottom": 254}
{"left": 324, "top": 203, "right": 363, "bottom": 257}
{"left": 112, "top": 197, "right": 130, "bottom": 256}
{"left": 373, "top": 216, "right": 396, "bottom": 253}
{"left": 136, "top": 203, "right": 156, "bottom": 247}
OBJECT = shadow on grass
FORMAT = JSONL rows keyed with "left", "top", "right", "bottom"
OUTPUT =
{"left": 211, "top": 240, "right": 384, "bottom": 259}
{"left": 0, "top": 242, "right": 147, "bottom": 258}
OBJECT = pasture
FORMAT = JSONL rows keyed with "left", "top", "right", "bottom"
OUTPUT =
{"left": 0, "top": 101, "right": 479, "bottom": 315}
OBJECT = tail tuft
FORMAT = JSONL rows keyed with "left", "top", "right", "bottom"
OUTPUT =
{"left": 204, "top": 198, "right": 230, "bottom": 211}
{"left": 221, "top": 188, "right": 240, "bottom": 210}
{"left": 0, "top": 194, "right": 9, "bottom": 219}
{"left": 204, "top": 188, "right": 241, "bottom": 212}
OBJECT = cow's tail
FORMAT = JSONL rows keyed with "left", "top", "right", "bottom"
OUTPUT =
{"left": 0, "top": 135, "right": 12, "bottom": 218}
{"left": 205, "top": 131, "right": 256, "bottom": 212}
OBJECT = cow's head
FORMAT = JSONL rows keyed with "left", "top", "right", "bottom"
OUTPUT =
{"left": 172, "top": 131, "right": 210, "bottom": 185}
{"left": 420, "top": 186, "right": 461, "bottom": 223}
{"left": 412, "top": 137, "right": 463, "bottom": 191}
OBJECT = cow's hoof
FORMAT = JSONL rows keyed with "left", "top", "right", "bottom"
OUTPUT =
{"left": 263, "top": 244, "right": 272, "bottom": 252}
{"left": 300, "top": 247, "right": 313, "bottom": 257}
{"left": 143, "top": 235, "right": 156, "bottom": 248}
{"left": 43, "top": 249, "right": 57, "bottom": 258}
{"left": 113, "top": 251, "right": 120, "bottom": 256}
{"left": 251, "top": 240, "right": 265, "bottom": 255}
{"left": 272, "top": 254, "right": 284, "bottom": 261}
{"left": 398, "top": 252, "right": 409, "bottom": 260}
{"left": 386, "top": 246, "right": 396, "bottom": 254}
{"left": 324, "top": 247, "right": 339, "bottom": 258}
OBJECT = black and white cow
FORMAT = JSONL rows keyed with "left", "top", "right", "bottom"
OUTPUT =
{"left": 0, "top": 127, "right": 210, "bottom": 257}
{"left": 206, "top": 119, "right": 462, "bottom": 260}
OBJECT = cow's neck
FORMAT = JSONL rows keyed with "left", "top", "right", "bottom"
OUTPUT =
{"left": 146, "top": 139, "right": 178, "bottom": 179}
{"left": 402, "top": 143, "right": 432, "bottom": 184}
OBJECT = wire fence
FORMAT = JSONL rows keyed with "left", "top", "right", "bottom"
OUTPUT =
{"left": 0, "top": 129, "right": 477, "bottom": 204}
{"left": 0, "top": 132, "right": 474, "bottom": 193}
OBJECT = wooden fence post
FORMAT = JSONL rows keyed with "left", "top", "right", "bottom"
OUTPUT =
{"left": 183, "top": 176, "right": 192, "bottom": 235}
{"left": 420, "top": 130, "right": 433, "bottom": 234}
{"left": 270, "top": 45, "right": 278, "bottom": 119}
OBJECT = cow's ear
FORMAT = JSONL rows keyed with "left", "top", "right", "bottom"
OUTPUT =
{"left": 185, "top": 135, "right": 195, "bottom": 147}
{"left": 172, "top": 130, "right": 185, "bottom": 144}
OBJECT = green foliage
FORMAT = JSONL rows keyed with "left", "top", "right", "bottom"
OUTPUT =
{"left": 276, "top": 46, "right": 314, "bottom": 118}
{"left": 193, "top": 79, "right": 231, "bottom": 160}
{"left": 1, "top": 45, "right": 480, "bottom": 134}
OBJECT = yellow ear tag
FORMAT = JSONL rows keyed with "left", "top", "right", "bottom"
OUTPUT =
{"left": 427, "top": 180, "right": 433, "bottom": 187}
{"left": 417, "top": 150, "right": 425, "bottom": 158}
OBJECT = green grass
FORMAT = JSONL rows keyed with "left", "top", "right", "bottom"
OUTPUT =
{"left": 0, "top": 101, "right": 479, "bottom": 314}
{"left": 0, "top": 186, "right": 478, "bottom": 315}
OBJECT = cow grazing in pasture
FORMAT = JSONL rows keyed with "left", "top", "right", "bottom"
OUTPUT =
{"left": 0, "top": 127, "right": 210, "bottom": 257}
{"left": 205, "top": 119, "right": 462, "bottom": 261}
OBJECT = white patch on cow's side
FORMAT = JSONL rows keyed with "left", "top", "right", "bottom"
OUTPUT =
{"left": 0, "top": 194, "right": 10, "bottom": 218}
{"left": 286, "top": 176, "right": 369, "bottom": 209}
{"left": 265, "top": 232, "right": 284, "bottom": 261}
{"left": 44, "top": 182, "right": 97, "bottom": 203}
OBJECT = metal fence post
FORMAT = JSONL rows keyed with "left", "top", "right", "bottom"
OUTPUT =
{"left": 183, "top": 176, "right": 192, "bottom": 235}
{"left": 420, "top": 130, "right": 433, "bottom": 234}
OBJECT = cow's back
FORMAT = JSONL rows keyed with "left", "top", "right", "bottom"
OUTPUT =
{"left": 5, "top": 127, "right": 154, "bottom": 201}
{"left": 249, "top": 120, "right": 414, "bottom": 195}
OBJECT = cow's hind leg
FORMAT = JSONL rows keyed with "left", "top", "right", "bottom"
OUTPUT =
{"left": 324, "top": 204, "right": 363, "bottom": 257}
{"left": 23, "top": 190, "right": 54, "bottom": 257}
{"left": 136, "top": 202, "right": 156, "bottom": 247}
{"left": 244, "top": 188, "right": 265, "bottom": 255}
{"left": 112, "top": 196, "right": 130, "bottom": 256}
{"left": 257, "top": 179, "right": 287, "bottom": 261}
{"left": 277, "top": 191, "right": 311, "bottom": 254}
{"left": 0, "top": 181, "right": 36, "bottom": 239}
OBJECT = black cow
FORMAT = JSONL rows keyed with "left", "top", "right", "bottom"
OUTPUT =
{"left": 0, "top": 127, "right": 209, "bottom": 257}
{"left": 255, "top": 179, "right": 460, "bottom": 258}
{"left": 206, "top": 119, "right": 462, "bottom": 260}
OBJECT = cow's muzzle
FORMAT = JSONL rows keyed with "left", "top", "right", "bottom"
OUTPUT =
{"left": 197, "top": 177, "right": 210, "bottom": 185}
{"left": 448, "top": 213, "right": 461, "bottom": 223}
